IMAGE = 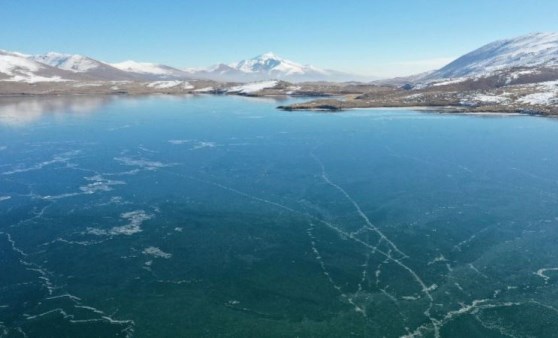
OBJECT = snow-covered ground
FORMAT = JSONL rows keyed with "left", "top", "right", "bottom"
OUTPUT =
{"left": 517, "top": 80, "right": 558, "bottom": 105}
{"left": 146, "top": 81, "right": 193, "bottom": 89}
{"left": 112, "top": 60, "right": 177, "bottom": 76}
{"left": 227, "top": 80, "right": 278, "bottom": 94}
{"left": 461, "top": 93, "right": 511, "bottom": 106}
{"left": 5, "top": 75, "right": 68, "bottom": 83}
{"left": 518, "top": 92, "right": 557, "bottom": 105}
{"left": 194, "top": 87, "right": 214, "bottom": 93}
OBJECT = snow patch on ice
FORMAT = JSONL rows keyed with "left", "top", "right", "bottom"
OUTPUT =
{"left": 168, "top": 139, "right": 190, "bottom": 145}
{"left": 191, "top": 141, "right": 216, "bottom": 150}
{"left": 79, "top": 175, "right": 126, "bottom": 194}
{"left": 142, "top": 246, "right": 172, "bottom": 259}
{"left": 114, "top": 156, "right": 171, "bottom": 171}
{"left": 87, "top": 210, "right": 153, "bottom": 236}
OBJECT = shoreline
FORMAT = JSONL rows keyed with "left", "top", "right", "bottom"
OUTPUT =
{"left": 277, "top": 103, "right": 555, "bottom": 117}
{"left": 0, "top": 89, "right": 555, "bottom": 117}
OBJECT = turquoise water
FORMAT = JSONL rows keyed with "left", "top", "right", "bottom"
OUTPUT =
{"left": 1, "top": 95, "right": 558, "bottom": 337}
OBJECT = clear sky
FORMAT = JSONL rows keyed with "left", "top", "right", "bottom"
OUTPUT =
{"left": 2, "top": 0, "right": 557, "bottom": 77}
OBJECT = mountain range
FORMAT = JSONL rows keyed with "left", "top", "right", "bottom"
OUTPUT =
{"left": 0, "top": 32, "right": 557, "bottom": 86}
{"left": 0, "top": 51, "right": 363, "bottom": 83}
{"left": 186, "top": 52, "right": 363, "bottom": 82}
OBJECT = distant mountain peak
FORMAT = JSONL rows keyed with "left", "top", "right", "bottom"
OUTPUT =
{"left": 258, "top": 52, "right": 278, "bottom": 59}
{"left": 228, "top": 52, "right": 323, "bottom": 77}
{"left": 187, "top": 52, "right": 366, "bottom": 82}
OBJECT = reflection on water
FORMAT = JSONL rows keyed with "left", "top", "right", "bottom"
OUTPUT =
{"left": 0, "top": 96, "right": 114, "bottom": 126}
{"left": 0, "top": 94, "right": 295, "bottom": 127}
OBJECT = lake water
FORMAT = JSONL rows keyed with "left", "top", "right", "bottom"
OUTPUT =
{"left": 1, "top": 95, "right": 558, "bottom": 337}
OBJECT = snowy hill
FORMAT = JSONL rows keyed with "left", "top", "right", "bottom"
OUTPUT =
{"left": 111, "top": 60, "right": 192, "bottom": 80}
{"left": 31, "top": 52, "right": 143, "bottom": 81}
{"left": 0, "top": 50, "right": 73, "bottom": 83}
{"left": 31, "top": 52, "right": 102, "bottom": 73}
{"left": 419, "top": 32, "right": 558, "bottom": 85}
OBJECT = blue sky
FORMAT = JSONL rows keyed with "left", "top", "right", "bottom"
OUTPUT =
{"left": 2, "top": 0, "right": 557, "bottom": 77}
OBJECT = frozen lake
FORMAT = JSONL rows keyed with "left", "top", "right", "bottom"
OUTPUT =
{"left": 1, "top": 95, "right": 558, "bottom": 337}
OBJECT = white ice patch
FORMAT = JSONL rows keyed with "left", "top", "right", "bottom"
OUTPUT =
{"left": 80, "top": 175, "right": 125, "bottom": 194}
{"left": 168, "top": 140, "right": 216, "bottom": 150}
{"left": 427, "top": 254, "right": 449, "bottom": 265}
{"left": 191, "top": 141, "right": 216, "bottom": 150}
{"left": 2, "top": 150, "right": 80, "bottom": 175}
{"left": 534, "top": 268, "right": 558, "bottom": 284}
{"left": 168, "top": 139, "right": 190, "bottom": 145}
{"left": 42, "top": 174, "right": 125, "bottom": 200}
{"left": 114, "top": 156, "right": 170, "bottom": 171}
{"left": 227, "top": 81, "right": 278, "bottom": 94}
{"left": 0, "top": 196, "right": 11, "bottom": 202}
{"left": 87, "top": 210, "right": 153, "bottom": 236}
{"left": 142, "top": 246, "right": 172, "bottom": 259}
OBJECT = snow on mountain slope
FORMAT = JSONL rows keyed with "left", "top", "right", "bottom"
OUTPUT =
{"left": 31, "top": 52, "right": 100, "bottom": 73}
{"left": 0, "top": 51, "right": 40, "bottom": 75}
{"left": 190, "top": 52, "right": 361, "bottom": 82}
{"left": 111, "top": 60, "right": 190, "bottom": 79}
{"left": 0, "top": 50, "right": 71, "bottom": 82}
{"left": 32, "top": 52, "right": 143, "bottom": 81}
{"left": 230, "top": 52, "right": 327, "bottom": 76}
{"left": 427, "top": 32, "right": 558, "bottom": 80}
{"left": 227, "top": 80, "right": 279, "bottom": 94}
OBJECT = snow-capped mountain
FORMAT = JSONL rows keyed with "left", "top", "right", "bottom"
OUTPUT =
{"left": 31, "top": 52, "right": 143, "bottom": 81}
{"left": 0, "top": 50, "right": 74, "bottom": 83}
{"left": 415, "top": 32, "right": 558, "bottom": 87}
{"left": 1, "top": 49, "right": 369, "bottom": 83}
{"left": 189, "top": 52, "right": 360, "bottom": 82}
{"left": 232, "top": 52, "right": 326, "bottom": 76}
{"left": 111, "top": 60, "right": 192, "bottom": 80}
